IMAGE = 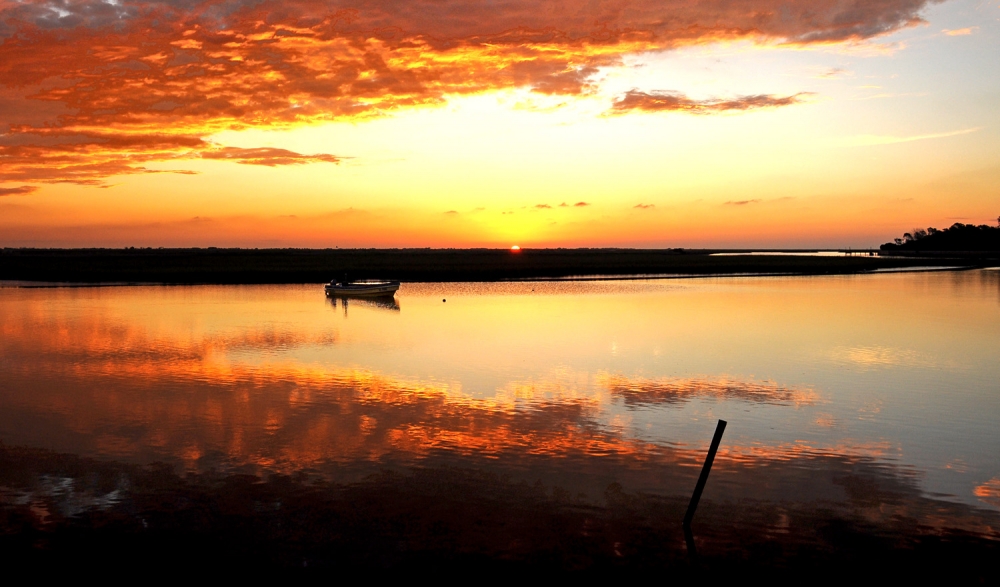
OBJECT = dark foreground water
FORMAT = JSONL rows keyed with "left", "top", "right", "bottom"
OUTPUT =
{"left": 1, "top": 271, "right": 998, "bottom": 573}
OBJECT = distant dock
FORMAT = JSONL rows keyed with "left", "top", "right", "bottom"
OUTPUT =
{"left": 840, "top": 249, "right": 879, "bottom": 257}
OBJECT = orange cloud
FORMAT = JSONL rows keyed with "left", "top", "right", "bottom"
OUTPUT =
{"left": 198, "top": 147, "right": 341, "bottom": 166}
{"left": 609, "top": 90, "right": 811, "bottom": 115}
{"left": 0, "top": 185, "right": 37, "bottom": 196}
{"left": 0, "top": 0, "right": 934, "bottom": 185}
{"left": 0, "top": 131, "right": 339, "bottom": 185}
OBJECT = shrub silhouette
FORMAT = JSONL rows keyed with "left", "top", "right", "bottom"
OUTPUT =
{"left": 881, "top": 222, "right": 1000, "bottom": 252}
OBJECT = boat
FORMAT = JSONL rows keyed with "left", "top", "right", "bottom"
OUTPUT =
{"left": 324, "top": 279, "right": 400, "bottom": 297}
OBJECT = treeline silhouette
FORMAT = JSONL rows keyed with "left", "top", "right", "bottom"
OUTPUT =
{"left": 880, "top": 220, "right": 1000, "bottom": 252}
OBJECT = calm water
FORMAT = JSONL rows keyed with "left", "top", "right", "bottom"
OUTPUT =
{"left": 2, "top": 270, "right": 999, "bottom": 530}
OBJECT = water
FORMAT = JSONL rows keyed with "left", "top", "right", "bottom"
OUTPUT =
{"left": 1, "top": 271, "right": 999, "bottom": 536}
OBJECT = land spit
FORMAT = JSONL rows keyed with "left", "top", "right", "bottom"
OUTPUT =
{"left": 0, "top": 248, "right": 985, "bottom": 284}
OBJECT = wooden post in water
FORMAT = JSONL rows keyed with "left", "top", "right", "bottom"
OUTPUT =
{"left": 683, "top": 419, "right": 727, "bottom": 530}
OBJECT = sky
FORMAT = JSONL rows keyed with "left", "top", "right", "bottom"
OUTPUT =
{"left": 1, "top": 0, "right": 998, "bottom": 248}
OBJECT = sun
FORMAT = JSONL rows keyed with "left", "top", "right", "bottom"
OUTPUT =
{"left": 510, "top": 245, "right": 521, "bottom": 252}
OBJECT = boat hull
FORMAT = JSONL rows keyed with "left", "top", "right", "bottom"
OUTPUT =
{"left": 324, "top": 281, "right": 400, "bottom": 297}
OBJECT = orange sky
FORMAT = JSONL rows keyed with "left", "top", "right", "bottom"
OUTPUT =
{"left": 1, "top": 0, "right": 998, "bottom": 247}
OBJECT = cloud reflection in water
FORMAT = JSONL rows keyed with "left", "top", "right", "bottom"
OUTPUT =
{"left": 1, "top": 274, "right": 999, "bottom": 533}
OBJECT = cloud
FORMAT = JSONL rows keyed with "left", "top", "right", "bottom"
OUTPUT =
{"left": 609, "top": 90, "right": 811, "bottom": 115}
{"left": 573, "top": 201, "right": 589, "bottom": 207}
{"left": 817, "top": 67, "right": 852, "bottom": 79}
{"left": 633, "top": 203, "right": 655, "bottom": 209}
{"left": 0, "top": 185, "right": 38, "bottom": 196}
{"left": 724, "top": 199, "right": 761, "bottom": 206}
{"left": 844, "top": 126, "right": 982, "bottom": 147}
{"left": 0, "top": 0, "right": 937, "bottom": 47}
{"left": 535, "top": 204, "right": 552, "bottom": 209}
{"left": 851, "top": 90, "right": 927, "bottom": 101}
{"left": 0, "top": 0, "right": 937, "bottom": 183}
{"left": 943, "top": 27, "right": 977, "bottom": 36}
{"left": 0, "top": 132, "right": 340, "bottom": 185}
{"left": 444, "top": 210, "right": 459, "bottom": 215}
{"left": 199, "top": 147, "right": 340, "bottom": 166}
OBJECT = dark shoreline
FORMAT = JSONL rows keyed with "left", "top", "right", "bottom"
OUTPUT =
{"left": 0, "top": 248, "right": 987, "bottom": 284}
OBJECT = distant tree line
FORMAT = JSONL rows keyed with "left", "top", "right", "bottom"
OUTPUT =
{"left": 880, "top": 218, "right": 1000, "bottom": 252}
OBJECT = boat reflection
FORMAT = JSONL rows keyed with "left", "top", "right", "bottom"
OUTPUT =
{"left": 327, "top": 294, "right": 400, "bottom": 314}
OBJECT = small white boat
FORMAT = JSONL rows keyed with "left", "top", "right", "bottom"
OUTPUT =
{"left": 324, "top": 279, "right": 400, "bottom": 297}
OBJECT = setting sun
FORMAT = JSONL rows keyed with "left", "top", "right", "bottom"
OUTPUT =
{"left": 511, "top": 246, "right": 521, "bottom": 252}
